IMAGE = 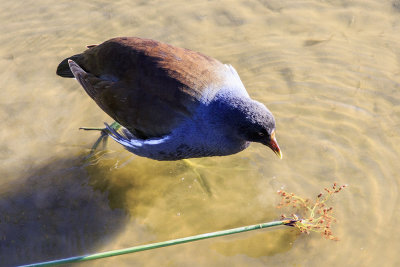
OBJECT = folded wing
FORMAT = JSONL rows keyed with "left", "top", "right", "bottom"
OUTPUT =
{"left": 64, "top": 37, "right": 226, "bottom": 138}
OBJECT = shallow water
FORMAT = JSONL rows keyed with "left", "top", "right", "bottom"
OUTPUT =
{"left": 1, "top": 0, "right": 400, "bottom": 266}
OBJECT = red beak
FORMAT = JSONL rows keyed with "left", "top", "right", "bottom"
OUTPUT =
{"left": 268, "top": 135, "right": 282, "bottom": 159}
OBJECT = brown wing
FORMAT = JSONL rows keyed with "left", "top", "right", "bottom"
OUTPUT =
{"left": 70, "top": 37, "right": 226, "bottom": 138}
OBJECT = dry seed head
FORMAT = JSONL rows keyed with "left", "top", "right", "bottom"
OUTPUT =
{"left": 276, "top": 183, "right": 347, "bottom": 241}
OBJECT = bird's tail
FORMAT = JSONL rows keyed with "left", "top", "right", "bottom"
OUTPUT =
{"left": 56, "top": 54, "right": 81, "bottom": 78}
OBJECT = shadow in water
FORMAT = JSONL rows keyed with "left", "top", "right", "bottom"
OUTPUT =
{"left": 0, "top": 155, "right": 129, "bottom": 267}
{"left": 0, "top": 151, "right": 300, "bottom": 266}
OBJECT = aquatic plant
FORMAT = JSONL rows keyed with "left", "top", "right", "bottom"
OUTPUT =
{"left": 277, "top": 183, "right": 347, "bottom": 240}
{"left": 22, "top": 183, "right": 347, "bottom": 266}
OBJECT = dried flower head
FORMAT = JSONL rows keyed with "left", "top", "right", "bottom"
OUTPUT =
{"left": 277, "top": 183, "right": 347, "bottom": 240}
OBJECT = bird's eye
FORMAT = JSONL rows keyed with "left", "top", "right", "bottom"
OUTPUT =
{"left": 258, "top": 132, "right": 264, "bottom": 137}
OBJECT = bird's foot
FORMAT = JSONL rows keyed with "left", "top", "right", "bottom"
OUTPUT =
{"left": 80, "top": 121, "right": 121, "bottom": 155}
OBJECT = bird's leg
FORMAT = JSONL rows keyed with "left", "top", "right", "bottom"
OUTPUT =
{"left": 80, "top": 121, "right": 121, "bottom": 153}
{"left": 182, "top": 159, "right": 213, "bottom": 197}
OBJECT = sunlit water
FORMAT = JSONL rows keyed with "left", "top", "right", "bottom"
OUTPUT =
{"left": 1, "top": 0, "right": 400, "bottom": 266}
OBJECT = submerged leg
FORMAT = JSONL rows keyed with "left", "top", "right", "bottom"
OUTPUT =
{"left": 182, "top": 159, "right": 212, "bottom": 197}
{"left": 80, "top": 123, "right": 212, "bottom": 196}
{"left": 80, "top": 121, "right": 121, "bottom": 154}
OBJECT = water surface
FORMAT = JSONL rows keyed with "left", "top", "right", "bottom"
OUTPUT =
{"left": 1, "top": 0, "right": 400, "bottom": 266}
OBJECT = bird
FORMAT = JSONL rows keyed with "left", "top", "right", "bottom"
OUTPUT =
{"left": 56, "top": 37, "right": 282, "bottom": 161}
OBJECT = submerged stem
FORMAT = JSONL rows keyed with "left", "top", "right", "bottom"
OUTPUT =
{"left": 21, "top": 220, "right": 294, "bottom": 267}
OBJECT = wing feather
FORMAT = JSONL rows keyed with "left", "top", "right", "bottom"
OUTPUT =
{"left": 68, "top": 37, "right": 227, "bottom": 138}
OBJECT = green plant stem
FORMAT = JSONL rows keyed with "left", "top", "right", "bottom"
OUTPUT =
{"left": 20, "top": 219, "right": 295, "bottom": 267}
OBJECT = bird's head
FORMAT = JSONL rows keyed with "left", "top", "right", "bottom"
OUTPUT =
{"left": 235, "top": 100, "right": 282, "bottom": 159}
